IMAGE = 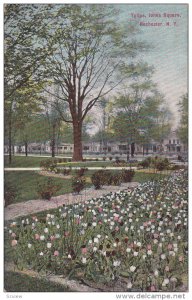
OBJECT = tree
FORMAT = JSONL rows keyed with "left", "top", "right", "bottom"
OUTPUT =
{"left": 4, "top": 4, "right": 51, "bottom": 163}
{"left": 110, "top": 65, "right": 171, "bottom": 156}
{"left": 37, "top": 4, "right": 149, "bottom": 161}
{"left": 15, "top": 115, "right": 50, "bottom": 156}
{"left": 177, "top": 94, "right": 188, "bottom": 146}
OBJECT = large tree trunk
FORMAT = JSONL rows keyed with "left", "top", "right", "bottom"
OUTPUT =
{"left": 25, "top": 141, "right": 28, "bottom": 157}
{"left": 72, "top": 123, "right": 83, "bottom": 161}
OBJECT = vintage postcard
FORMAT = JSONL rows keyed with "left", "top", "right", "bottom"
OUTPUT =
{"left": 4, "top": 2, "right": 188, "bottom": 297}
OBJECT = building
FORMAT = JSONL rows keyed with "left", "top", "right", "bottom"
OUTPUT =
{"left": 4, "top": 131, "right": 187, "bottom": 156}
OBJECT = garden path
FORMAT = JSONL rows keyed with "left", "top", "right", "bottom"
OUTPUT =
{"left": 4, "top": 182, "right": 138, "bottom": 221}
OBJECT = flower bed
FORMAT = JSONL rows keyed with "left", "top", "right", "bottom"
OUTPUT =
{"left": 5, "top": 170, "right": 188, "bottom": 292}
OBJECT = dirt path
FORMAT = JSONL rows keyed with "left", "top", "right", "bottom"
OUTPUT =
{"left": 4, "top": 182, "right": 138, "bottom": 221}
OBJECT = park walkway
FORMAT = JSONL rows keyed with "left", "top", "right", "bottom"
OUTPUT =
{"left": 4, "top": 182, "right": 138, "bottom": 221}
{"left": 4, "top": 166, "right": 138, "bottom": 171}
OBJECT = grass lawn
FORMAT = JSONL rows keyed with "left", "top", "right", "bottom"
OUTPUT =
{"left": 4, "top": 271, "right": 71, "bottom": 292}
{"left": 4, "top": 171, "right": 87, "bottom": 203}
{"left": 4, "top": 170, "right": 167, "bottom": 204}
{"left": 58, "top": 160, "right": 139, "bottom": 168}
{"left": 4, "top": 156, "right": 51, "bottom": 168}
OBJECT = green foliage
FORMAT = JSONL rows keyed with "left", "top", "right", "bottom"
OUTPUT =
{"left": 139, "top": 156, "right": 170, "bottom": 171}
{"left": 71, "top": 176, "right": 86, "bottom": 194}
{"left": 4, "top": 180, "right": 20, "bottom": 207}
{"left": 177, "top": 94, "right": 188, "bottom": 145}
{"left": 138, "top": 157, "right": 152, "bottom": 168}
{"left": 110, "top": 173, "right": 122, "bottom": 186}
{"left": 37, "top": 178, "right": 62, "bottom": 200}
{"left": 61, "top": 168, "right": 71, "bottom": 176}
{"left": 40, "top": 159, "right": 57, "bottom": 171}
{"left": 121, "top": 169, "right": 135, "bottom": 182}
{"left": 91, "top": 170, "right": 109, "bottom": 189}
{"left": 75, "top": 168, "right": 88, "bottom": 177}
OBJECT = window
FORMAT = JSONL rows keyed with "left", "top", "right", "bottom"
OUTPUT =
{"left": 64, "top": 147, "right": 67, "bottom": 150}
{"left": 173, "top": 140, "right": 175, "bottom": 144}
{"left": 119, "top": 145, "right": 127, "bottom": 151}
{"left": 83, "top": 146, "right": 89, "bottom": 150}
{"left": 169, "top": 140, "right": 171, "bottom": 144}
{"left": 177, "top": 140, "right": 179, "bottom": 144}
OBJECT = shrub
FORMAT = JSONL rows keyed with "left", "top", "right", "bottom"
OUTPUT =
{"left": 75, "top": 168, "right": 88, "bottom": 177}
{"left": 54, "top": 168, "right": 61, "bottom": 174}
{"left": 103, "top": 157, "right": 106, "bottom": 161}
{"left": 109, "top": 156, "right": 113, "bottom": 161}
{"left": 91, "top": 170, "right": 112, "bottom": 189}
{"left": 138, "top": 157, "right": 151, "bottom": 168}
{"left": 115, "top": 156, "right": 120, "bottom": 164}
{"left": 62, "top": 168, "right": 71, "bottom": 176}
{"left": 72, "top": 176, "right": 85, "bottom": 194}
{"left": 40, "top": 159, "right": 57, "bottom": 172}
{"left": 37, "top": 178, "right": 62, "bottom": 200}
{"left": 121, "top": 169, "right": 135, "bottom": 183}
{"left": 4, "top": 181, "right": 19, "bottom": 207}
{"left": 153, "top": 157, "right": 169, "bottom": 171}
{"left": 111, "top": 173, "right": 122, "bottom": 186}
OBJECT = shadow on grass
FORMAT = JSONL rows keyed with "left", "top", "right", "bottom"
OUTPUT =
{"left": 4, "top": 271, "right": 73, "bottom": 292}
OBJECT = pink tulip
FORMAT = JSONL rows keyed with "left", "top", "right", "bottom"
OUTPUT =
{"left": 150, "top": 285, "right": 156, "bottom": 292}
{"left": 81, "top": 248, "right": 87, "bottom": 254}
{"left": 167, "top": 244, "right": 173, "bottom": 250}
{"left": 11, "top": 239, "right": 17, "bottom": 246}
{"left": 35, "top": 234, "right": 40, "bottom": 240}
{"left": 147, "top": 244, "right": 152, "bottom": 250}
{"left": 64, "top": 231, "right": 70, "bottom": 237}
{"left": 114, "top": 216, "right": 119, "bottom": 221}
{"left": 54, "top": 250, "right": 59, "bottom": 256}
{"left": 98, "top": 208, "right": 103, "bottom": 213}
{"left": 179, "top": 256, "right": 184, "bottom": 262}
{"left": 50, "top": 235, "right": 56, "bottom": 241}
{"left": 165, "top": 266, "right": 170, "bottom": 272}
{"left": 11, "top": 233, "right": 16, "bottom": 238}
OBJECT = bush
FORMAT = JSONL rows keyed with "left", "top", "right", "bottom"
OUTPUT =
{"left": 54, "top": 168, "right": 61, "bottom": 174}
{"left": 138, "top": 157, "right": 151, "bottom": 168}
{"left": 37, "top": 178, "right": 62, "bottom": 200}
{"left": 72, "top": 176, "right": 85, "bottom": 194}
{"left": 91, "top": 170, "right": 113, "bottom": 189}
{"left": 121, "top": 169, "right": 135, "bottom": 183}
{"left": 103, "top": 157, "right": 106, "bottom": 161}
{"left": 169, "top": 164, "right": 186, "bottom": 170}
{"left": 153, "top": 157, "right": 169, "bottom": 171}
{"left": 109, "top": 156, "right": 113, "bottom": 161}
{"left": 62, "top": 168, "right": 71, "bottom": 176}
{"left": 4, "top": 181, "right": 19, "bottom": 207}
{"left": 111, "top": 173, "right": 122, "bottom": 186}
{"left": 40, "top": 159, "right": 57, "bottom": 172}
{"left": 75, "top": 168, "right": 88, "bottom": 177}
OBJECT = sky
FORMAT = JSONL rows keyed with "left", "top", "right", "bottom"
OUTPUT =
{"left": 116, "top": 4, "right": 188, "bottom": 128}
